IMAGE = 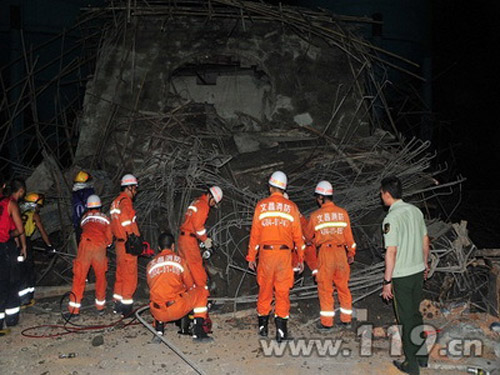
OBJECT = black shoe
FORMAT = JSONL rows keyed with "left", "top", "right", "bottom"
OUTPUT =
{"left": 120, "top": 304, "right": 133, "bottom": 317}
{"left": 316, "top": 321, "right": 334, "bottom": 331}
{"left": 417, "top": 356, "right": 428, "bottom": 368}
{"left": 5, "top": 314, "right": 19, "bottom": 327}
{"left": 258, "top": 315, "right": 269, "bottom": 337}
{"left": 154, "top": 320, "right": 165, "bottom": 336}
{"left": 63, "top": 312, "right": 80, "bottom": 322}
{"left": 192, "top": 317, "right": 213, "bottom": 342}
{"left": 113, "top": 301, "right": 122, "bottom": 314}
{"left": 275, "top": 317, "right": 293, "bottom": 343}
{"left": 393, "top": 360, "right": 419, "bottom": 375}
{"left": 341, "top": 321, "right": 352, "bottom": 330}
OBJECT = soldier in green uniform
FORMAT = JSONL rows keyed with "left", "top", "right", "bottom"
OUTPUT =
{"left": 379, "top": 176, "right": 430, "bottom": 375}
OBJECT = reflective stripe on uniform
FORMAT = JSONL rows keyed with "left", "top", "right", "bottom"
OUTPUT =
{"left": 110, "top": 208, "right": 121, "bottom": 214}
{"left": 68, "top": 301, "right": 81, "bottom": 308}
{"left": 188, "top": 206, "right": 198, "bottom": 212}
{"left": 148, "top": 261, "right": 185, "bottom": 274}
{"left": 340, "top": 308, "right": 353, "bottom": 315}
{"left": 121, "top": 299, "right": 133, "bottom": 305}
{"left": 121, "top": 220, "right": 132, "bottom": 227}
{"left": 0, "top": 312, "right": 4, "bottom": 319}
{"left": 81, "top": 215, "right": 110, "bottom": 226}
{"left": 5, "top": 307, "right": 20, "bottom": 315}
{"left": 95, "top": 299, "right": 106, "bottom": 306}
{"left": 193, "top": 307, "right": 208, "bottom": 314}
{"left": 351, "top": 243, "right": 357, "bottom": 249}
{"left": 312, "top": 269, "right": 318, "bottom": 275}
{"left": 314, "top": 222, "right": 348, "bottom": 231}
{"left": 113, "top": 294, "right": 123, "bottom": 300}
{"left": 258, "top": 211, "right": 295, "bottom": 222}
{"left": 320, "top": 311, "right": 335, "bottom": 317}
{"left": 196, "top": 228, "right": 206, "bottom": 236}
{"left": 18, "top": 288, "right": 30, "bottom": 297}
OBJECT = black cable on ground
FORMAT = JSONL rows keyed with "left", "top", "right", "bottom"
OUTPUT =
{"left": 21, "top": 292, "right": 143, "bottom": 339}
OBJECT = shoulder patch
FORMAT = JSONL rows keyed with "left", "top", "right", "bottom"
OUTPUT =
{"left": 384, "top": 223, "right": 391, "bottom": 234}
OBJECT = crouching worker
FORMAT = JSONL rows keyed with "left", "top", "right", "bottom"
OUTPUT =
{"left": 67, "top": 195, "right": 112, "bottom": 318}
{"left": 147, "top": 232, "right": 212, "bottom": 342}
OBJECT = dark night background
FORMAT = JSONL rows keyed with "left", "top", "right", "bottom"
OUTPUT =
{"left": 1, "top": 0, "right": 499, "bottom": 248}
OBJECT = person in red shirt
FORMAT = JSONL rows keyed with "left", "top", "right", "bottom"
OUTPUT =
{"left": 0, "top": 177, "right": 26, "bottom": 332}
{"left": 147, "top": 232, "right": 211, "bottom": 341}
{"left": 178, "top": 186, "right": 223, "bottom": 291}
{"left": 247, "top": 171, "right": 305, "bottom": 342}
{"left": 67, "top": 195, "right": 112, "bottom": 317}
{"left": 306, "top": 181, "right": 356, "bottom": 330}
{"left": 110, "top": 174, "right": 140, "bottom": 316}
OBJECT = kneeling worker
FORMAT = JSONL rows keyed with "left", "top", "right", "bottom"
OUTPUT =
{"left": 147, "top": 232, "right": 211, "bottom": 341}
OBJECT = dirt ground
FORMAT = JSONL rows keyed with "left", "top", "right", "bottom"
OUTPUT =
{"left": 2, "top": 294, "right": 498, "bottom": 375}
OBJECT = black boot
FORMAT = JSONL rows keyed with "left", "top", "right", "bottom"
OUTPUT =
{"left": 5, "top": 311, "right": 19, "bottom": 327}
{"left": 121, "top": 303, "right": 133, "bottom": 317}
{"left": 258, "top": 315, "right": 269, "bottom": 337}
{"left": 154, "top": 320, "right": 165, "bottom": 336}
{"left": 177, "top": 315, "right": 192, "bottom": 335}
{"left": 113, "top": 301, "right": 122, "bottom": 315}
{"left": 193, "top": 317, "right": 213, "bottom": 342}
{"left": 275, "top": 317, "right": 292, "bottom": 343}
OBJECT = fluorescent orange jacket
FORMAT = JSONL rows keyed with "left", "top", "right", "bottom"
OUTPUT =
{"left": 80, "top": 210, "right": 112, "bottom": 247}
{"left": 247, "top": 192, "right": 305, "bottom": 262}
{"left": 179, "top": 194, "right": 210, "bottom": 242}
{"left": 147, "top": 249, "right": 195, "bottom": 302}
{"left": 110, "top": 192, "right": 140, "bottom": 240}
{"left": 307, "top": 201, "right": 356, "bottom": 256}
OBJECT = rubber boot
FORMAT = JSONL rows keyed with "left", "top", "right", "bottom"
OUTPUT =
{"left": 177, "top": 315, "right": 192, "bottom": 335}
{"left": 258, "top": 315, "right": 269, "bottom": 337}
{"left": 5, "top": 312, "right": 19, "bottom": 327}
{"left": 275, "top": 317, "right": 292, "bottom": 343}
{"left": 193, "top": 317, "right": 213, "bottom": 342}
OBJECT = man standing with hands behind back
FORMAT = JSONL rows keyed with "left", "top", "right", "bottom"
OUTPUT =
{"left": 380, "top": 176, "right": 430, "bottom": 375}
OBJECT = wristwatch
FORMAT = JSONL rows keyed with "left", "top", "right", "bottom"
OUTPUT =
{"left": 383, "top": 279, "right": 392, "bottom": 285}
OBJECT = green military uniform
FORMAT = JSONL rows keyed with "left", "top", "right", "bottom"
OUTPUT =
{"left": 383, "top": 199, "right": 428, "bottom": 374}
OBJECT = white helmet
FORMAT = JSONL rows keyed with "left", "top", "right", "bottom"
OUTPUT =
{"left": 121, "top": 174, "right": 138, "bottom": 186}
{"left": 315, "top": 180, "right": 333, "bottom": 196}
{"left": 86, "top": 194, "right": 102, "bottom": 209}
{"left": 209, "top": 186, "right": 223, "bottom": 204}
{"left": 269, "top": 171, "right": 287, "bottom": 190}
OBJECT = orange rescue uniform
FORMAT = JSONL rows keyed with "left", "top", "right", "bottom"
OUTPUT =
{"left": 110, "top": 192, "right": 140, "bottom": 306}
{"left": 292, "top": 213, "right": 317, "bottom": 274}
{"left": 68, "top": 210, "right": 112, "bottom": 314}
{"left": 178, "top": 194, "right": 211, "bottom": 289}
{"left": 247, "top": 192, "right": 305, "bottom": 318}
{"left": 147, "top": 249, "right": 208, "bottom": 323}
{"left": 307, "top": 201, "right": 356, "bottom": 326}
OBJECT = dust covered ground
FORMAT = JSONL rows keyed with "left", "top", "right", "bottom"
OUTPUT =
{"left": 2, "top": 294, "right": 497, "bottom": 375}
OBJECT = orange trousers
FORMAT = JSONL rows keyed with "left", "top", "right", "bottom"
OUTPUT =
{"left": 113, "top": 241, "right": 138, "bottom": 304}
{"left": 292, "top": 244, "right": 317, "bottom": 272}
{"left": 150, "top": 287, "right": 208, "bottom": 323}
{"left": 257, "top": 249, "right": 294, "bottom": 318}
{"left": 178, "top": 235, "right": 207, "bottom": 289}
{"left": 316, "top": 244, "right": 352, "bottom": 326}
{"left": 69, "top": 242, "right": 108, "bottom": 314}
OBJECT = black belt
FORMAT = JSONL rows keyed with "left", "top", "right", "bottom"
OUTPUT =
{"left": 317, "top": 243, "right": 344, "bottom": 249}
{"left": 180, "top": 231, "right": 196, "bottom": 238}
{"left": 262, "top": 244, "right": 289, "bottom": 250}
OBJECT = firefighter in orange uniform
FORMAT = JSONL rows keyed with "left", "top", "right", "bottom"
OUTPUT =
{"left": 110, "top": 174, "right": 140, "bottom": 316}
{"left": 291, "top": 211, "right": 317, "bottom": 275}
{"left": 147, "top": 232, "right": 211, "bottom": 341}
{"left": 307, "top": 180, "right": 356, "bottom": 330}
{"left": 67, "top": 195, "right": 112, "bottom": 317}
{"left": 178, "top": 186, "right": 223, "bottom": 290}
{"left": 247, "top": 171, "right": 305, "bottom": 342}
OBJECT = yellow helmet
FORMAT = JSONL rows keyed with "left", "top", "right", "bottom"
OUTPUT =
{"left": 25, "top": 192, "right": 45, "bottom": 206}
{"left": 74, "top": 170, "right": 91, "bottom": 183}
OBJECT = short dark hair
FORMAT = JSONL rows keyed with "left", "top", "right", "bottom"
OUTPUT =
{"left": 380, "top": 176, "right": 402, "bottom": 199}
{"left": 10, "top": 177, "right": 26, "bottom": 194}
{"left": 158, "top": 232, "right": 175, "bottom": 250}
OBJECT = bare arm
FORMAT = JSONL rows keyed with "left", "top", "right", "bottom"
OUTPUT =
{"left": 34, "top": 212, "right": 51, "bottom": 247}
{"left": 381, "top": 245, "right": 397, "bottom": 300}
{"left": 423, "top": 234, "right": 430, "bottom": 279}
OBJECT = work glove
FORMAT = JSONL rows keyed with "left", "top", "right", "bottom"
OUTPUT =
{"left": 203, "top": 238, "right": 213, "bottom": 249}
